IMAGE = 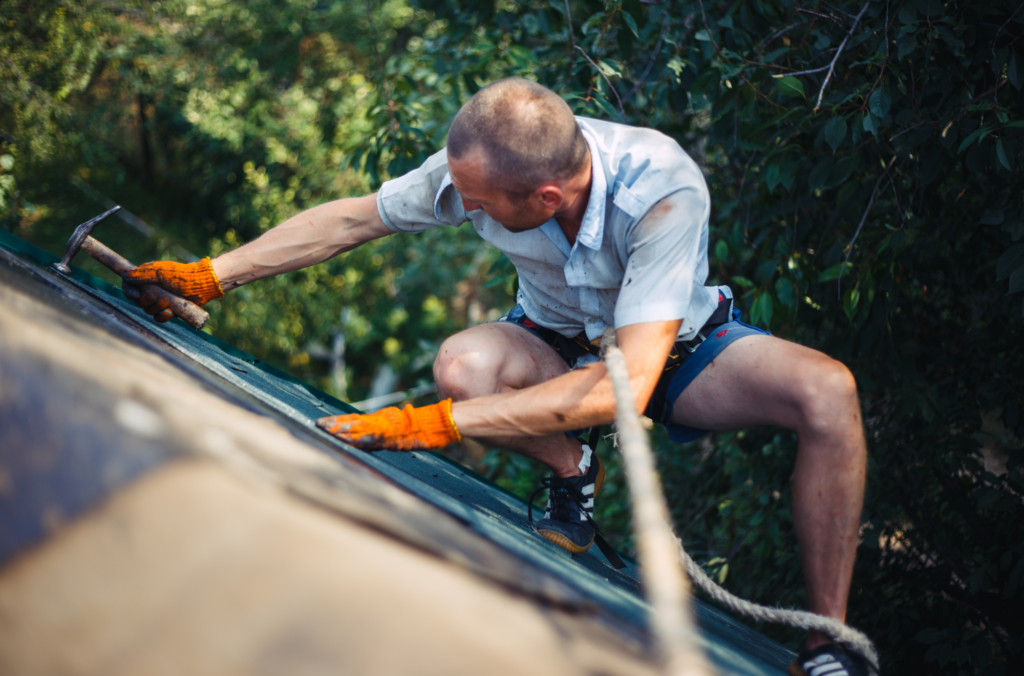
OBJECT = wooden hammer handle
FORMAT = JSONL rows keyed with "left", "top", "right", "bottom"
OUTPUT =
{"left": 80, "top": 236, "right": 210, "bottom": 330}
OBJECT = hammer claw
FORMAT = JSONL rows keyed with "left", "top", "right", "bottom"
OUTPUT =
{"left": 54, "top": 206, "right": 122, "bottom": 274}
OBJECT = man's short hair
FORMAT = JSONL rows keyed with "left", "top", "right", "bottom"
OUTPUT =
{"left": 446, "top": 78, "right": 589, "bottom": 195}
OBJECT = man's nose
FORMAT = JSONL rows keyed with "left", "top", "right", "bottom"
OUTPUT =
{"left": 461, "top": 197, "right": 482, "bottom": 212}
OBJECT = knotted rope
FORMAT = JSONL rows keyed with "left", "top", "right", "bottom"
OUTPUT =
{"left": 599, "top": 329, "right": 879, "bottom": 674}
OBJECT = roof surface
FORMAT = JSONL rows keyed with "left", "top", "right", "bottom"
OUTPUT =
{"left": 0, "top": 228, "right": 794, "bottom": 675}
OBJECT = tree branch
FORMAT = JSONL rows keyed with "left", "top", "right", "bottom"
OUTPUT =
{"left": 562, "top": 0, "right": 577, "bottom": 52}
{"left": 820, "top": 1, "right": 859, "bottom": 20}
{"left": 575, "top": 46, "right": 626, "bottom": 118}
{"left": 624, "top": 22, "right": 667, "bottom": 102}
{"left": 778, "top": 64, "right": 831, "bottom": 77}
{"left": 796, "top": 8, "right": 847, "bottom": 28}
{"left": 758, "top": 21, "right": 808, "bottom": 55}
{"left": 814, "top": 1, "right": 871, "bottom": 111}
{"left": 992, "top": 2, "right": 1024, "bottom": 77}
{"left": 837, "top": 155, "right": 894, "bottom": 295}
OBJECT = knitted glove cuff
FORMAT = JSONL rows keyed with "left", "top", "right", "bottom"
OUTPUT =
{"left": 194, "top": 257, "right": 225, "bottom": 305}
{"left": 420, "top": 398, "right": 462, "bottom": 444}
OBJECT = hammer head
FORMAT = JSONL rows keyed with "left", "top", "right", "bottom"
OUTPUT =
{"left": 54, "top": 206, "right": 122, "bottom": 274}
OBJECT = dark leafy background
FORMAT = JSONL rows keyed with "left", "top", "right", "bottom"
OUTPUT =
{"left": 2, "top": 0, "right": 1022, "bottom": 673}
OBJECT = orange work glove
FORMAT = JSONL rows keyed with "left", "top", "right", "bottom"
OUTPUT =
{"left": 316, "top": 399, "right": 462, "bottom": 451}
{"left": 122, "top": 258, "right": 224, "bottom": 323}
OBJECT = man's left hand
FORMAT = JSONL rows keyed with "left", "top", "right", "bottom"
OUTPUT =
{"left": 316, "top": 399, "right": 461, "bottom": 451}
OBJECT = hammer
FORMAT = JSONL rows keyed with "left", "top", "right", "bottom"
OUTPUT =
{"left": 54, "top": 206, "right": 210, "bottom": 329}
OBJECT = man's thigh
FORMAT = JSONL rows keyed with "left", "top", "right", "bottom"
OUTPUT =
{"left": 434, "top": 322, "right": 571, "bottom": 396}
{"left": 669, "top": 333, "right": 841, "bottom": 433}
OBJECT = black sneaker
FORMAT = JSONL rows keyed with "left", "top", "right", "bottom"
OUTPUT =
{"left": 528, "top": 445, "right": 605, "bottom": 554}
{"left": 789, "top": 644, "right": 871, "bottom": 676}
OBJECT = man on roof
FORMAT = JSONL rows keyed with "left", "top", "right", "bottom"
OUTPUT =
{"left": 124, "top": 78, "right": 869, "bottom": 676}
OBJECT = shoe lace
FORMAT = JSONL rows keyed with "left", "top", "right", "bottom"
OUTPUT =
{"left": 528, "top": 476, "right": 586, "bottom": 524}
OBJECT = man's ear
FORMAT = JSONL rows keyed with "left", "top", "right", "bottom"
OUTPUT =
{"left": 535, "top": 184, "right": 564, "bottom": 211}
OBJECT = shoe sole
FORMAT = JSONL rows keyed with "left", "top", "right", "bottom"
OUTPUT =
{"left": 536, "top": 454, "right": 606, "bottom": 554}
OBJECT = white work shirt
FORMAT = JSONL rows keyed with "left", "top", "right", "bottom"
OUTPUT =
{"left": 376, "top": 117, "right": 725, "bottom": 342}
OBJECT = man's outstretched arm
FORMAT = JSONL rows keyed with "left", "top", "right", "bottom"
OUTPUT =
{"left": 123, "top": 194, "right": 391, "bottom": 321}
{"left": 213, "top": 193, "right": 391, "bottom": 289}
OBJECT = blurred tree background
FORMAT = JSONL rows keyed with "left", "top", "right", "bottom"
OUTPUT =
{"left": 2, "top": 0, "right": 1022, "bottom": 673}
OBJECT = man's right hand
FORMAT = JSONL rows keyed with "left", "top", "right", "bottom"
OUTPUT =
{"left": 122, "top": 257, "right": 225, "bottom": 323}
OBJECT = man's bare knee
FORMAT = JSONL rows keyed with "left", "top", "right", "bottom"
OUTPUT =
{"left": 433, "top": 332, "right": 504, "bottom": 401}
{"left": 793, "top": 357, "right": 861, "bottom": 439}
{"left": 434, "top": 323, "right": 569, "bottom": 401}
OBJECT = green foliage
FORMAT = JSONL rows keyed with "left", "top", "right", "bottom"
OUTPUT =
{"left": 0, "top": 0, "right": 516, "bottom": 401}
{"left": 4, "top": 0, "right": 1024, "bottom": 672}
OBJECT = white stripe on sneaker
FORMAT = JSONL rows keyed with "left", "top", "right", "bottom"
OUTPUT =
{"left": 806, "top": 658, "right": 847, "bottom": 676}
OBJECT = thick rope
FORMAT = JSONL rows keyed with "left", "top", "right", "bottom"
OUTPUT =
{"left": 599, "top": 329, "right": 879, "bottom": 674}
{"left": 602, "top": 337, "right": 712, "bottom": 676}
{"left": 676, "top": 543, "right": 879, "bottom": 671}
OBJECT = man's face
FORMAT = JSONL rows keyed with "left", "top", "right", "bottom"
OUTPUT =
{"left": 447, "top": 150, "right": 555, "bottom": 232}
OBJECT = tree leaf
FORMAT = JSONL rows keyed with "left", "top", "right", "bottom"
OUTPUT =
{"left": 755, "top": 261, "right": 777, "bottom": 284}
{"left": 597, "top": 59, "right": 621, "bottom": 78}
{"left": 898, "top": 35, "right": 917, "bottom": 61}
{"left": 755, "top": 292, "right": 773, "bottom": 327}
{"left": 818, "top": 261, "right": 853, "bottom": 282}
{"left": 914, "top": 628, "right": 948, "bottom": 645}
{"left": 731, "top": 275, "right": 754, "bottom": 288}
{"left": 775, "top": 277, "right": 795, "bottom": 308}
{"left": 825, "top": 116, "right": 847, "bottom": 153}
{"left": 997, "top": 243, "right": 1024, "bottom": 280}
{"left": 714, "top": 239, "right": 729, "bottom": 262}
{"left": 1010, "top": 54, "right": 1022, "bottom": 91}
{"left": 997, "top": 139, "right": 1013, "bottom": 170}
{"left": 869, "top": 88, "right": 891, "bottom": 118}
{"left": 808, "top": 157, "right": 835, "bottom": 191}
{"left": 826, "top": 157, "right": 855, "bottom": 189}
{"left": 694, "top": 29, "right": 711, "bottom": 42}
{"left": 765, "top": 161, "right": 781, "bottom": 193}
{"left": 1009, "top": 268, "right": 1024, "bottom": 294}
{"left": 843, "top": 287, "right": 860, "bottom": 322}
{"left": 958, "top": 126, "right": 990, "bottom": 154}
{"left": 621, "top": 11, "right": 639, "bottom": 38}
{"left": 581, "top": 13, "right": 604, "bottom": 36}
{"left": 775, "top": 76, "right": 805, "bottom": 99}
{"left": 863, "top": 113, "right": 879, "bottom": 136}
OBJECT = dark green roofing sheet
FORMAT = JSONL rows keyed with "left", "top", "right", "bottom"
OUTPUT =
{"left": 0, "top": 229, "right": 794, "bottom": 676}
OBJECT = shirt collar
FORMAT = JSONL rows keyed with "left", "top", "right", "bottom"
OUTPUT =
{"left": 574, "top": 126, "right": 607, "bottom": 251}
{"left": 433, "top": 172, "right": 453, "bottom": 221}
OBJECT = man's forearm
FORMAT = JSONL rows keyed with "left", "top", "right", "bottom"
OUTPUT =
{"left": 451, "top": 319, "right": 682, "bottom": 438}
{"left": 452, "top": 363, "right": 615, "bottom": 437}
{"left": 212, "top": 193, "right": 391, "bottom": 290}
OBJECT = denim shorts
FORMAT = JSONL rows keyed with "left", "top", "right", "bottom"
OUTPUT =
{"left": 500, "top": 294, "right": 770, "bottom": 443}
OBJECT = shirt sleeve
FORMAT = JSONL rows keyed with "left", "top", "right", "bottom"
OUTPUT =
{"left": 613, "top": 186, "right": 715, "bottom": 337}
{"left": 376, "top": 148, "right": 467, "bottom": 233}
